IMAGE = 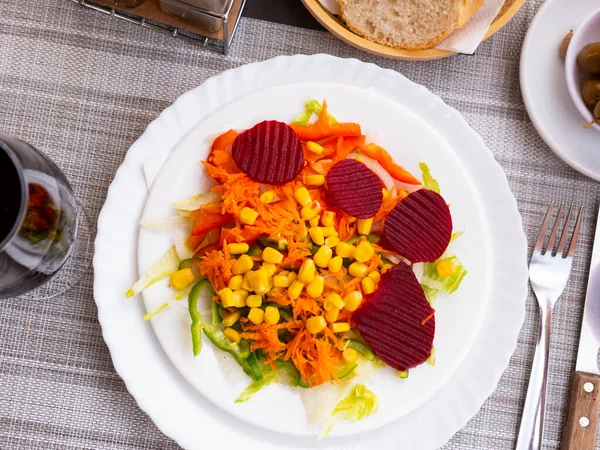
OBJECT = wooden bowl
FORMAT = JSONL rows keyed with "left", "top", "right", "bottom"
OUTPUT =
{"left": 301, "top": 0, "right": 525, "bottom": 60}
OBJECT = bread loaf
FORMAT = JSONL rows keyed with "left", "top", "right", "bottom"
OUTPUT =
{"left": 337, "top": 0, "right": 484, "bottom": 51}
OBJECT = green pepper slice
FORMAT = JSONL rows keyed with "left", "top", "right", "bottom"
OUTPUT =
{"left": 188, "top": 279, "right": 214, "bottom": 357}
{"left": 346, "top": 339, "right": 376, "bottom": 361}
{"left": 202, "top": 326, "right": 255, "bottom": 379}
{"left": 247, "top": 352, "right": 264, "bottom": 382}
{"left": 179, "top": 257, "right": 202, "bottom": 270}
{"left": 246, "top": 244, "right": 262, "bottom": 257}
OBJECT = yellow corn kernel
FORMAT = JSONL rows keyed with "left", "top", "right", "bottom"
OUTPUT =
{"left": 308, "top": 227, "right": 325, "bottom": 245}
{"left": 343, "top": 291, "right": 363, "bottom": 312}
{"left": 259, "top": 190, "right": 276, "bottom": 204}
{"left": 228, "top": 275, "right": 243, "bottom": 290}
{"left": 306, "top": 141, "right": 324, "bottom": 155}
{"left": 321, "top": 211, "right": 336, "bottom": 227}
{"left": 349, "top": 262, "right": 369, "bottom": 278}
{"left": 273, "top": 275, "right": 290, "bottom": 288}
{"left": 306, "top": 316, "right": 327, "bottom": 334}
{"left": 218, "top": 287, "right": 234, "bottom": 307}
{"left": 265, "top": 306, "right": 280, "bottom": 325}
{"left": 306, "top": 174, "right": 325, "bottom": 186}
{"left": 324, "top": 236, "right": 340, "bottom": 248}
{"left": 381, "top": 188, "right": 389, "bottom": 200}
{"left": 322, "top": 226, "right": 338, "bottom": 237}
{"left": 169, "top": 268, "right": 195, "bottom": 291}
{"left": 367, "top": 271, "right": 381, "bottom": 283}
{"left": 261, "top": 262, "right": 277, "bottom": 277}
{"left": 240, "top": 207, "right": 259, "bottom": 225}
{"left": 294, "top": 187, "right": 312, "bottom": 206}
{"left": 343, "top": 348, "right": 358, "bottom": 362}
{"left": 221, "top": 311, "right": 240, "bottom": 327}
{"left": 232, "top": 254, "right": 254, "bottom": 275}
{"left": 306, "top": 275, "right": 325, "bottom": 298}
{"left": 301, "top": 201, "right": 322, "bottom": 220}
{"left": 227, "top": 243, "right": 249, "bottom": 255}
{"left": 224, "top": 327, "right": 241, "bottom": 344}
{"left": 324, "top": 293, "right": 345, "bottom": 311}
{"left": 298, "top": 259, "right": 316, "bottom": 283}
{"left": 231, "top": 289, "right": 249, "bottom": 308}
{"left": 249, "top": 268, "right": 269, "bottom": 295}
{"left": 325, "top": 308, "right": 339, "bottom": 323}
{"left": 278, "top": 270, "right": 290, "bottom": 276}
{"left": 327, "top": 256, "right": 343, "bottom": 273}
{"left": 248, "top": 307, "right": 265, "bottom": 325}
{"left": 335, "top": 242, "right": 355, "bottom": 258}
{"left": 309, "top": 215, "right": 321, "bottom": 227}
{"left": 246, "top": 294, "right": 262, "bottom": 308}
{"left": 288, "top": 280, "right": 304, "bottom": 300}
{"left": 355, "top": 155, "right": 364, "bottom": 163}
{"left": 261, "top": 247, "right": 283, "bottom": 265}
{"left": 381, "top": 263, "right": 394, "bottom": 273}
{"left": 287, "top": 271, "right": 298, "bottom": 283}
{"left": 345, "top": 215, "right": 357, "bottom": 223}
{"left": 436, "top": 260, "right": 456, "bottom": 278}
{"left": 330, "top": 322, "right": 350, "bottom": 333}
{"left": 313, "top": 245, "right": 333, "bottom": 268}
{"left": 361, "top": 276, "right": 376, "bottom": 294}
{"left": 357, "top": 218, "right": 373, "bottom": 236}
{"left": 353, "top": 241, "right": 375, "bottom": 263}
{"left": 241, "top": 272, "right": 253, "bottom": 291}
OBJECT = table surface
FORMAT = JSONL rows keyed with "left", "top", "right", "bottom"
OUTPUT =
{"left": 1, "top": 0, "right": 599, "bottom": 449}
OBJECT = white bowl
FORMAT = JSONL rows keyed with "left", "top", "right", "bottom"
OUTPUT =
{"left": 565, "top": 7, "right": 600, "bottom": 132}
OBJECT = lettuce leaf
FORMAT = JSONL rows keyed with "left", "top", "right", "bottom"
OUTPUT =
{"left": 125, "top": 246, "right": 180, "bottom": 298}
{"left": 421, "top": 255, "right": 467, "bottom": 303}
{"left": 143, "top": 302, "right": 168, "bottom": 321}
{"left": 139, "top": 215, "right": 189, "bottom": 231}
{"left": 291, "top": 100, "right": 323, "bottom": 126}
{"left": 419, "top": 162, "right": 440, "bottom": 194}
{"left": 450, "top": 230, "right": 464, "bottom": 243}
{"left": 332, "top": 384, "right": 379, "bottom": 422}
{"left": 172, "top": 191, "right": 219, "bottom": 213}
{"left": 235, "top": 368, "right": 277, "bottom": 403}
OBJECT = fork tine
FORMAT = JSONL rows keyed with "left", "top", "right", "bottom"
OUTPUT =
{"left": 556, "top": 205, "right": 573, "bottom": 256}
{"left": 546, "top": 202, "right": 564, "bottom": 254}
{"left": 567, "top": 206, "right": 584, "bottom": 258}
{"left": 534, "top": 202, "right": 554, "bottom": 253}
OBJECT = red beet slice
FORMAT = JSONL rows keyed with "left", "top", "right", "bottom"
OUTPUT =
{"left": 232, "top": 120, "right": 304, "bottom": 185}
{"left": 383, "top": 189, "right": 452, "bottom": 263}
{"left": 326, "top": 159, "right": 383, "bottom": 219}
{"left": 354, "top": 262, "right": 435, "bottom": 371}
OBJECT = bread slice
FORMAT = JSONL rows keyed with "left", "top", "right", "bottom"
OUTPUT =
{"left": 337, "top": 0, "right": 484, "bottom": 51}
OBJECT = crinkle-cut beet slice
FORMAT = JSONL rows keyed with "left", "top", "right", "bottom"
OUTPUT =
{"left": 326, "top": 159, "right": 383, "bottom": 219}
{"left": 353, "top": 262, "right": 434, "bottom": 371}
{"left": 232, "top": 120, "right": 304, "bottom": 185}
{"left": 383, "top": 189, "right": 452, "bottom": 263}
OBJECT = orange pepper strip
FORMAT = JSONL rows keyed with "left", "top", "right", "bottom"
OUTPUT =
{"left": 334, "top": 135, "right": 366, "bottom": 162}
{"left": 360, "top": 143, "right": 421, "bottom": 185}
{"left": 291, "top": 101, "right": 362, "bottom": 141}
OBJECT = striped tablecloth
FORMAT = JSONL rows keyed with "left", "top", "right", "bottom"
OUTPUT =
{"left": 1, "top": 0, "right": 599, "bottom": 448}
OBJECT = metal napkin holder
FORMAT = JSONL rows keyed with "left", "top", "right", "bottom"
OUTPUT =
{"left": 69, "top": 0, "right": 246, "bottom": 54}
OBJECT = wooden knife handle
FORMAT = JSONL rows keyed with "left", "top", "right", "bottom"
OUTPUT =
{"left": 561, "top": 371, "right": 600, "bottom": 450}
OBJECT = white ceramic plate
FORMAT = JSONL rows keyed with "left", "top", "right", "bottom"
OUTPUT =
{"left": 94, "top": 54, "right": 527, "bottom": 450}
{"left": 520, "top": 0, "right": 600, "bottom": 181}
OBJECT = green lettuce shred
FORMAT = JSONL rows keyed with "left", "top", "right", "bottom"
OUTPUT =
{"left": 235, "top": 368, "right": 277, "bottom": 403}
{"left": 125, "top": 246, "right": 180, "bottom": 298}
{"left": 143, "top": 302, "right": 169, "bottom": 321}
{"left": 450, "top": 230, "right": 464, "bottom": 242}
{"left": 419, "top": 162, "right": 440, "bottom": 194}
{"left": 421, "top": 255, "right": 467, "bottom": 303}
{"left": 331, "top": 384, "right": 379, "bottom": 423}
{"left": 291, "top": 100, "right": 323, "bottom": 126}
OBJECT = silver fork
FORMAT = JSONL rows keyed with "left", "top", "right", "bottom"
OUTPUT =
{"left": 516, "top": 202, "right": 583, "bottom": 450}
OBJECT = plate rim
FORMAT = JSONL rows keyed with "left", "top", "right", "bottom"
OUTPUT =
{"left": 301, "top": 0, "right": 526, "bottom": 61}
{"left": 93, "top": 54, "right": 528, "bottom": 450}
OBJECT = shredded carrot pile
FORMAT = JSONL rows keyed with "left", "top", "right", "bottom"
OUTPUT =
{"left": 189, "top": 99, "right": 424, "bottom": 387}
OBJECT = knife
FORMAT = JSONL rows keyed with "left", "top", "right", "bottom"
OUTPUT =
{"left": 561, "top": 207, "right": 600, "bottom": 450}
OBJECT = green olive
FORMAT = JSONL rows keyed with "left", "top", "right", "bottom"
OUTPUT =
{"left": 581, "top": 77, "right": 600, "bottom": 106}
{"left": 577, "top": 42, "right": 600, "bottom": 74}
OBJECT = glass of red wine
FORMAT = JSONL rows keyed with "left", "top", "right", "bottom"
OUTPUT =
{"left": 0, "top": 134, "right": 93, "bottom": 299}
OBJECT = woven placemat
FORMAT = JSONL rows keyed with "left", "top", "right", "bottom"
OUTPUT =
{"left": 1, "top": 1, "right": 599, "bottom": 449}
